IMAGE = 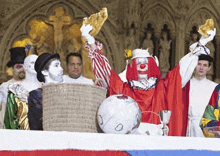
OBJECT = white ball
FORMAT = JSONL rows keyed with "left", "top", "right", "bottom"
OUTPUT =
{"left": 97, "top": 94, "right": 141, "bottom": 134}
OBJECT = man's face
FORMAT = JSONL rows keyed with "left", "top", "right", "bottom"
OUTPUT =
{"left": 13, "top": 63, "right": 25, "bottom": 80}
{"left": 48, "top": 59, "right": 63, "bottom": 82}
{"left": 136, "top": 57, "right": 148, "bottom": 80}
{"left": 195, "top": 60, "right": 211, "bottom": 77}
{"left": 67, "top": 56, "right": 83, "bottom": 79}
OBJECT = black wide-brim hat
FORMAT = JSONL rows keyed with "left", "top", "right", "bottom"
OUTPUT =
{"left": 7, "top": 47, "right": 27, "bottom": 67}
{"left": 198, "top": 54, "right": 213, "bottom": 62}
{"left": 35, "top": 53, "right": 60, "bottom": 82}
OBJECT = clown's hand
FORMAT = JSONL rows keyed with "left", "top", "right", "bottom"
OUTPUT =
{"left": 199, "top": 28, "right": 216, "bottom": 46}
{"left": 80, "top": 24, "right": 95, "bottom": 44}
{"left": 190, "top": 42, "right": 210, "bottom": 56}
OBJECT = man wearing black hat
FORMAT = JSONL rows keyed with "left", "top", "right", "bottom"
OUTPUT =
{"left": 0, "top": 47, "right": 27, "bottom": 129}
{"left": 184, "top": 54, "right": 217, "bottom": 137}
{"left": 4, "top": 54, "right": 42, "bottom": 130}
{"left": 28, "top": 53, "right": 63, "bottom": 130}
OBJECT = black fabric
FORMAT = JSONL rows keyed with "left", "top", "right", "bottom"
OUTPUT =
{"left": 198, "top": 54, "right": 213, "bottom": 62}
{"left": 28, "top": 88, "right": 43, "bottom": 130}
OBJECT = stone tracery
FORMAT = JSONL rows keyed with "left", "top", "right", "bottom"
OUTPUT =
{"left": 0, "top": 0, "right": 219, "bottom": 83}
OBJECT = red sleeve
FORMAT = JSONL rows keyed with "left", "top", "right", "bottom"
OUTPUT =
{"left": 108, "top": 70, "right": 124, "bottom": 96}
{"left": 208, "top": 89, "right": 218, "bottom": 108}
{"left": 163, "top": 65, "right": 188, "bottom": 136}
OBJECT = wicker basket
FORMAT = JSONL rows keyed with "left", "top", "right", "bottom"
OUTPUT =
{"left": 42, "top": 83, "right": 107, "bottom": 133}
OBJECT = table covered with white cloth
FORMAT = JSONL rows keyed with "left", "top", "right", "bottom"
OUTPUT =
{"left": 0, "top": 129, "right": 219, "bottom": 156}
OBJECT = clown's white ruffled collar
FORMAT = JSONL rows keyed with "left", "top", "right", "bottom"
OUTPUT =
{"left": 129, "top": 77, "right": 158, "bottom": 90}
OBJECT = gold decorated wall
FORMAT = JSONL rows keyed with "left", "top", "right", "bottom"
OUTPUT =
{"left": 0, "top": 0, "right": 220, "bottom": 83}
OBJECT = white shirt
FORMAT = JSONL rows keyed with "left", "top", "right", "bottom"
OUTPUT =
{"left": 63, "top": 75, "right": 94, "bottom": 85}
{"left": 187, "top": 76, "right": 218, "bottom": 137}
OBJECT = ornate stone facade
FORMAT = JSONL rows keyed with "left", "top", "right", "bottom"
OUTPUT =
{"left": 0, "top": 0, "right": 219, "bottom": 83}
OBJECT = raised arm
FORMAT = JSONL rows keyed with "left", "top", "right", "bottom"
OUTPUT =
{"left": 80, "top": 24, "right": 111, "bottom": 88}
{"left": 179, "top": 28, "right": 216, "bottom": 88}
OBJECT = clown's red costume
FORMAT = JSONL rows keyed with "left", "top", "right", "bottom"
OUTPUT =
{"left": 85, "top": 41, "right": 199, "bottom": 136}
{"left": 80, "top": 23, "right": 216, "bottom": 136}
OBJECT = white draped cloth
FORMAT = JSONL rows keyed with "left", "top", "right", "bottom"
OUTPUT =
{"left": 63, "top": 75, "right": 94, "bottom": 85}
{"left": 0, "top": 78, "right": 25, "bottom": 129}
{"left": 187, "top": 77, "right": 217, "bottom": 137}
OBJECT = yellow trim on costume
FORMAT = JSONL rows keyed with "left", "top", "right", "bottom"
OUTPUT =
{"left": 214, "top": 109, "right": 220, "bottom": 121}
{"left": 201, "top": 118, "right": 212, "bottom": 127}
{"left": 203, "top": 128, "right": 215, "bottom": 137}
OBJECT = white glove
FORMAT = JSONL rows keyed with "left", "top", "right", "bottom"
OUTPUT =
{"left": 80, "top": 24, "right": 95, "bottom": 44}
{"left": 190, "top": 42, "right": 210, "bottom": 56}
{"left": 199, "top": 28, "right": 216, "bottom": 46}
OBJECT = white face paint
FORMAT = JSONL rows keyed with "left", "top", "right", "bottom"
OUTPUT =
{"left": 136, "top": 57, "right": 148, "bottom": 80}
{"left": 47, "top": 59, "right": 63, "bottom": 83}
{"left": 24, "top": 55, "right": 38, "bottom": 74}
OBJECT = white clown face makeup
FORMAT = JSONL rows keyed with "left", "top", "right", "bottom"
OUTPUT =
{"left": 136, "top": 57, "right": 148, "bottom": 80}
{"left": 24, "top": 55, "right": 38, "bottom": 74}
{"left": 47, "top": 59, "right": 64, "bottom": 83}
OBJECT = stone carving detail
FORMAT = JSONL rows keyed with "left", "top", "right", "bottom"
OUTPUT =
{"left": 168, "top": 0, "right": 196, "bottom": 14}
{"left": 141, "top": 30, "right": 154, "bottom": 55}
{"left": 124, "top": 27, "right": 138, "bottom": 50}
{"left": 186, "top": 11, "right": 213, "bottom": 34}
{"left": 211, "top": 0, "right": 220, "bottom": 10}
{"left": 0, "top": 0, "right": 220, "bottom": 82}
{"left": 189, "top": 33, "right": 199, "bottom": 47}
{"left": 45, "top": 7, "right": 72, "bottom": 53}
{"left": 206, "top": 41, "right": 215, "bottom": 79}
{"left": 141, "top": 24, "right": 155, "bottom": 55}
{"left": 188, "top": 26, "right": 199, "bottom": 50}
{"left": 0, "top": 0, "right": 30, "bottom": 17}
{"left": 103, "top": 0, "right": 119, "bottom": 22}
{"left": 159, "top": 28, "right": 172, "bottom": 72}
{"left": 142, "top": 6, "right": 175, "bottom": 34}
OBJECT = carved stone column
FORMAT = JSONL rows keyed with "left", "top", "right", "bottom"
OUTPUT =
{"left": 154, "top": 32, "right": 160, "bottom": 58}
{"left": 175, "top": 17, "right": 186, "bottom": 65}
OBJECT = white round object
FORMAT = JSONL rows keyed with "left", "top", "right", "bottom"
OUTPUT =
{"left": 97, "top": 94, "right": 141, "bottom": 134}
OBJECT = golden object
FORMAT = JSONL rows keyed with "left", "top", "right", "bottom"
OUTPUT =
{"left": 83, "top": 7, "right": 108, "bottom": 36}
{"left": 15, "top": 97, "right": 29, "bottom": 130}
{"left": 45, "top": 7, "right": 72, "bottom": 52}
{"left": 12, "top": 38, "right": 29, "bottom": 48}
{"left": 124, "top": 49, "right": 132, "bottom": 59}
{"left": 124, "top": 49, "right": 133, "bottom": 66}
{"left": 198, "top": 19, "right": 215, "bottom": 38}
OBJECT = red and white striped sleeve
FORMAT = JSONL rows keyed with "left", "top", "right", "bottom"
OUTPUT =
{"left": 85, "top": 41, "right": 112, "bottom": 88}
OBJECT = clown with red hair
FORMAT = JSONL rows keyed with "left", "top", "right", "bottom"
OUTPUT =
{"left": 80, "top": 24, "right": 216, "bottom": 136}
